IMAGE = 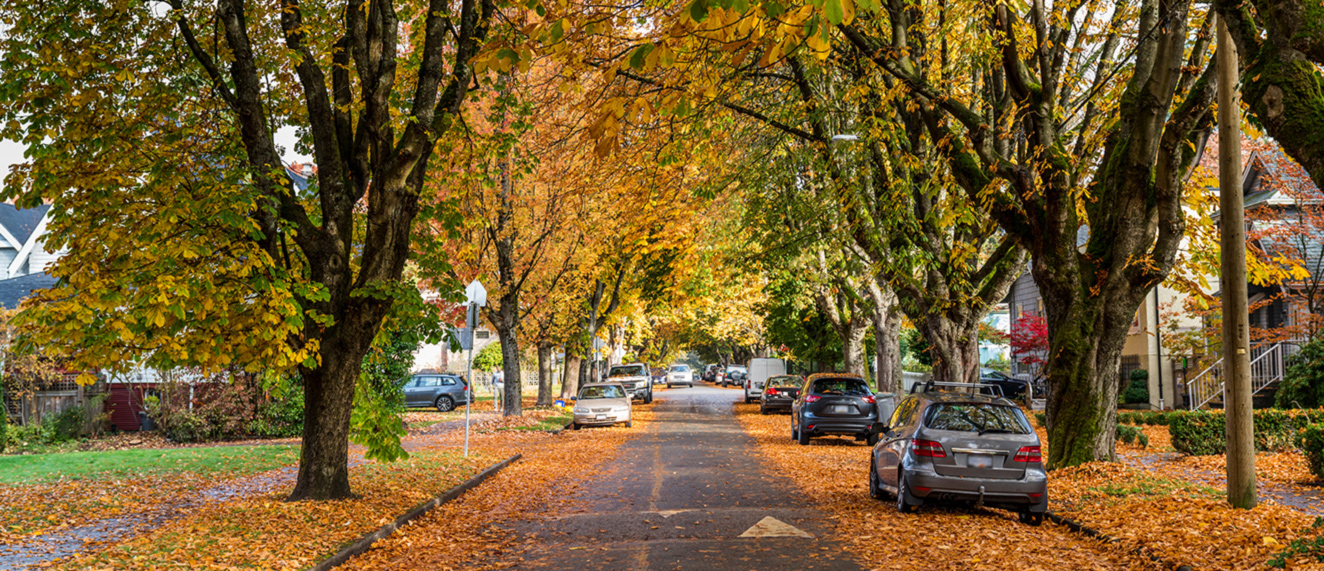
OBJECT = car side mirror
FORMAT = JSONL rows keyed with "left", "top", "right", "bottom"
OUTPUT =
{"left": 570, "top": 396, "right": 577, "bottom": 401}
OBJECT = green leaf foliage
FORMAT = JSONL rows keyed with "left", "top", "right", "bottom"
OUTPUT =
{"left": 1277, "top": 337, "right": 1324, "bottom": 409}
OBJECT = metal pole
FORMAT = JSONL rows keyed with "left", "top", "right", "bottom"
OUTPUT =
{"left": 464, "top": 302, "right": 474, "bottom": 458}
{"left": 1218, "top": 15, "right": 1256, "bottom": 509}
{"left": 1154, "top": 289, "right": 1165, "bottom": 410}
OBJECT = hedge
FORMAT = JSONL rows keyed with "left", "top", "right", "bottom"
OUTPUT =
{"left": 1168, "top": 409, "right": 1324, "bottom": 456}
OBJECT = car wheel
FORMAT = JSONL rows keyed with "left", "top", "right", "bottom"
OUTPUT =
{"left": 760, "top": 405, "right": 768, "bottom": 415}
{"left": 434, "top": 395, "right": 455, "bottom": 412}
{"left": 571, "top": 422, "right": 581, "bottom": 430}
{"left": 645, "top": 392, "right": 653, "bottom": 404}
{"left": 869, "top": 456, "right": 886, "bottom": 501}
{"left": 896, "top": 472, "right": 919, "bottom": 514}
{"left": 791, "top": 418, "right": 799, "bottom": 441}
{"left": 1018, "top": 511, "right": 1044, "bottom": 526}
{"left": 625, "top": 420, "right": 633, "bottom": 428}
{"left": 866, "top": 432, "right": 880, "bottom": 446}
{"left": 796, "top": 421, "right": 811, "bottom": 445}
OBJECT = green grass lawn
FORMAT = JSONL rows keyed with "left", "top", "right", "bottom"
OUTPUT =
{"left": 0, "top": 444, "right": 299, "bottom": 484}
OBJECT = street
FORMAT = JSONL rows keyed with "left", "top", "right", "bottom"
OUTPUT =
{"left": 506, "top": 385, "right": 862, "bottom": 570}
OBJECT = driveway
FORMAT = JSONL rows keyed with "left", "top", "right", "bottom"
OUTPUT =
{"left": 506, "top": 385, "right": 864, "bottom": 570}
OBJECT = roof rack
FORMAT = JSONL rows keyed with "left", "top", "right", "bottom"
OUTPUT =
{"left": 912, "top": 381, "right": 1005, "bottom": 399}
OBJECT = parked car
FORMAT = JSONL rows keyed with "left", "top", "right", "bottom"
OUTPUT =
{"left": 402, "top": 373, "right": 469, "bottom": 412}
{"left": 791, "top": 374, "right": 881, "bottom": 446}
{"left": 607, "top": 363, "right": 654, "bottom": 404}
{"left": 759, "top": 375, "right": 802, "bottom": 414}
{"left": 702, "top": 364, "right": 719, "bottom": 383}
{"left": 571, "top": 383, "right": 632, "bottom": 429}
{"left": 867, "top": 385, "right": 1047, "bottom": 524}
{"left": 667, "top": 364, "right": 694, "bottom": 388}
{"left": 723, "top": 366, "right": 747, "bottom": 388}
{"left": 745, "top": 358, "right": 787, "bottom": 403}
{"left": 979, "top": 368, "right": 1030, "bottom": 400}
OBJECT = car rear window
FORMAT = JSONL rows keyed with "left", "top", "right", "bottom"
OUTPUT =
{"left": 767, "top": 376, "right": 800, "bottom": 387}
{"left": 924, "top": 403, "right": 1031, "bottom": 434}
{"left": 811, "top": 378, "right": 871, "bottom": 396}
{"left": 609, "top": 365, "right": 647, "bottom": 377}
{"left": 671, "top": 365, "right": 690, "bottom": 372}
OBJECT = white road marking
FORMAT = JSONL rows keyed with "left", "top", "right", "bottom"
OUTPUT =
{"left": 738, "top": 516, "right": 813, "bottom": 538}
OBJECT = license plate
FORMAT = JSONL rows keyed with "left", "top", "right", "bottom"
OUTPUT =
{"left": 595, "top": 414, "right": 606, "bottom": 420}
{"left": 830, "top": 405, "right": 851, "bottom": 414}
{"left": 968, "top": 455, "right": 993, "bottom": 469}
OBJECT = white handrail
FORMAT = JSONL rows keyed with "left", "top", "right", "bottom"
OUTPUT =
{"left": 1187, "top": 342, "right": 1292, "bottom": 410}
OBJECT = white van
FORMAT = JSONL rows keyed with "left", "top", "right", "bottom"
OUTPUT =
{"left": 744, "top": 358, "right": 787, "bottom": 403}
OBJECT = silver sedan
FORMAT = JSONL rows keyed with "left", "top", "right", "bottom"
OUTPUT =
{"left": 868, "top": 389, "right": 1048, "bottom": 525}
{"left": 571, "top": 383, "right": 633, "bottom": 429}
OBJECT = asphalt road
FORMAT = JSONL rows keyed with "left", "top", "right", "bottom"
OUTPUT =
{"left": 507, "top": 384, "right": 864, "bottom": 570}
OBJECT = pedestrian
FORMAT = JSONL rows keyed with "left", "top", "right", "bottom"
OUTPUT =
{"left": 492, "top": 367, "right": 505, "bottom": 411}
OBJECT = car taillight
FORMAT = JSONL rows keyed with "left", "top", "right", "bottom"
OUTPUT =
{"left": 862, "top": 395, "right": 876, "bottom": 404}
{"left": 912, "top": 439, "right": 947, "bottom": 458}
{"left": 804, "top": 395, "right": 821, "bottom": 403}
{"left": 1013, "top": 446, "right": 1042, "bottom": 463}
{"left": 766, "top": 389, "right": 777, "bottom": 395}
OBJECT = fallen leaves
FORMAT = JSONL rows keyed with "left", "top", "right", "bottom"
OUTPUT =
{"left": 732, "top": 403, "right": 1155, "bottom": 571}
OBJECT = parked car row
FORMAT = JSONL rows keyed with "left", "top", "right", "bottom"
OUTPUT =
{"left": 753, "top": 372, "right": 1047, "bottom": 525}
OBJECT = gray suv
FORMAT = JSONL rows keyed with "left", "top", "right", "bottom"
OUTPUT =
{"left": 790, "top": 374, "right": 881, "bottom": 446}
{"left": 606, "top": 363, "right": 654, "bottom": 404}
{"left": 403, "top": 373, "right": 469, "bottom": 412}
{"left": 868, "top": 386, "right": 1047, "bottom": 524}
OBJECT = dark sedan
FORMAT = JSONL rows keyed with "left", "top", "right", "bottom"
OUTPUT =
{"left": 979, "top": 368, "right": 1030, "bottom": 400}
{"left": 760, "top": 375, "right": 802, "bottom": 414}
{"left": 791, "top": 373, "right": 881, "bottom": 446}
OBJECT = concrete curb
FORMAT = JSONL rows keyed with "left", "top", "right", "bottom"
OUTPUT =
{"left": 307, "top": 453, "right": 523, "bottom": 571}
{"left": 1046, "top": 511, "right": 1193, "bottom": 571}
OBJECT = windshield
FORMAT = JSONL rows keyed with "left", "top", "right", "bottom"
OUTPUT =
{"left": 767, "top": 376, "right": 800, "bottom": 387}
{"left": 579, "top": 385, "right": 626, "bottom": 399}
{"left": 811, "top": 378, "right": 871, "bottom": 396}
{"left": 670, "top": 365, "right": 690, "bottom": 372}
{"left": 924, "top": 403, "right": 1031, "bottom": 434}
{"left": 608, "top": 365, "right": 647, "bottom": 377}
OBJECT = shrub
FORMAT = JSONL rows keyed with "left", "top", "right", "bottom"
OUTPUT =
{"left": 1170, "top": 411, "right": 1227, "bottom": 455}
{"left": 1278, "top": 338, "right": 1324, "bottom": 409}
{"left": 1122, "top": 369, "right": 1150, "bottom": 404}
{"left": 1116, "top": 425, "right": 1149, "bottom": 448}
{"left": 149, "top": 374, "right": 304, "bottom": 443}
{"left": 1034, "top": 412, "right": 1047, "bottom": 428}
{"left": 1169, "top": 409, "right": 1310, "bottom": 456}
{"left": 0, "top": 412, "right": 8, "bottom": 453}
{"left": 1302, "top": 424, "right": 1324, "bottom": 479}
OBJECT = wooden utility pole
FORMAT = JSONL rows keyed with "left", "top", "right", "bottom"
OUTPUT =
{"left": 1217, "top": 15, "right": 1257, "bottom": 509}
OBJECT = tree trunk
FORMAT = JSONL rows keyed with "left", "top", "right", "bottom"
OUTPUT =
{"left": 289, "top": 330, "right": 368, "bottom": 501}
{"left": 868, "top": 280, "right": 903, "bottom": 392}
{"left": 560, "top": 353, "right": 582, "bottom": 400}
{"left": 497, "top": 321, "right": 522, "bottom": 417}
{"left": 920, "top": 314, "right": 981, "bottom": 385}
{"left": 840, "top": 322, "right": 868, "bottom": 376}
{"left": 1039, "top": 299, "right": 1130, "bottom": 467}
{"left": 537, "top": 342, "right": 554, "bottom": 407}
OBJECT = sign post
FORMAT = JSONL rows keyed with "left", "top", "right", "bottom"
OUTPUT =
{"left": 463, "top": 280, "right": 487, "bottom": 458}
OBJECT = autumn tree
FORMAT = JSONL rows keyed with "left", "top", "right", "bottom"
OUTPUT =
{"left": 0, "top": 0, "right": 499, "bottom": 499}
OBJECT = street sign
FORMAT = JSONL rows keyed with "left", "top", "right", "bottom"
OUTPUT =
{"left": 465, "top": 279, "right": 488, "bottom": 307}
{"left": 592, "top": 337, "right": 605, "bottom": 350}
{"left": 457, "top": 328, "right": 473, "bottom": 351}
